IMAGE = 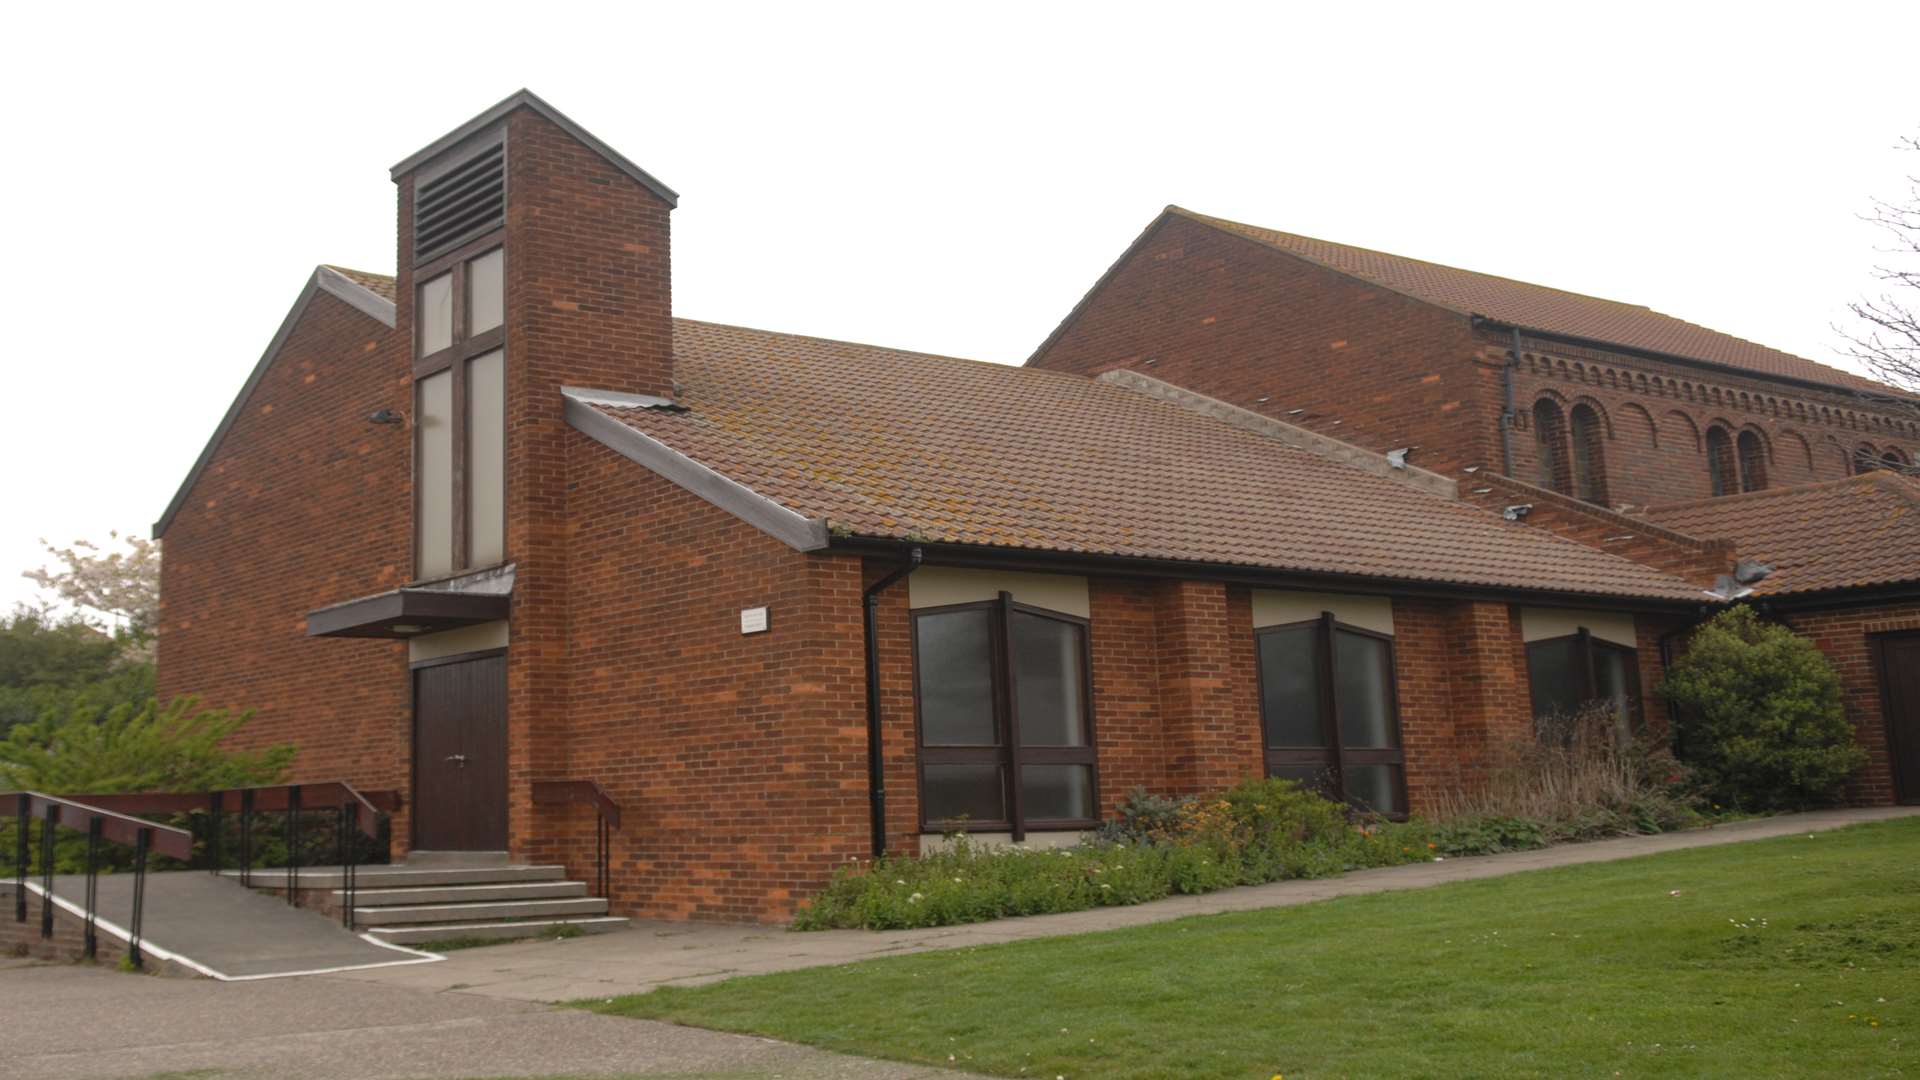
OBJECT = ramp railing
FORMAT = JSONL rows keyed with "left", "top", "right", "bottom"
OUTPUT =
{"left": 8, "top": 791, "right": 193, "bottom": 969}
{"left": 531, "top": 779, "right": 620, "bottom": 899}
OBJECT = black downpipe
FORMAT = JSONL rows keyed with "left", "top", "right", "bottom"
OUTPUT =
{"left": 1502, "top": 326, "right": 1521, "bottom": 476}
{"left": 863, "top": 547, "right": 922, "bottom": 858}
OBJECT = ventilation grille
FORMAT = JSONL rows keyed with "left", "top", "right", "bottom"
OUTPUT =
{"left": 414, "top": 142, "right": 504, "bottom": 262}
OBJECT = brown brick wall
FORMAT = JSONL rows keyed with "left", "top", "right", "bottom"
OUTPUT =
{"left": 1778, "top": 601, "right": 1920, "bottom": 806}
{"left": 1501, "top": 332, "right": 1918, "bottom": 509}
{"left": 560, "top": 434, "right": 868, "bottom": 922}
{"left": 155, "top": 288, "right": 413, "bottom": 841}
{"left": 1029, "top": 214, "right": 1498, "bottom": 477}
{"left": 1026, "top": 213, "right": 1916, "bottom": 511}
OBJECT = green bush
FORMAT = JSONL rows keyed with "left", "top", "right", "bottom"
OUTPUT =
{"left": 1659, "top": 607, "right": 1866, "bottom": 811}
{"left": 1, "top": 696, "right": 294, "bottom": 874}
{"left": 795, "top": 779, "right": 1432, "bottom": 931}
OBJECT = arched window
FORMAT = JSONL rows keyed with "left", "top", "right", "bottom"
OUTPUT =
{"left": 1735, "top": 430, "right": 1768, "bottom": 492}
{"left": 1568, "top": 404, "right": 1609, "bottom": 505}
{"left": 1532, "top": 400, "right": 1572, "bottom": 495}
{"left": 1705, "top": 426, "right": 1736, "bottom": 496}
{"left": 1853, "top": 443, "right": 1881, "bottom": 475}
{"left": 1882, "top": 448, "right": 1910, "bottom": 473}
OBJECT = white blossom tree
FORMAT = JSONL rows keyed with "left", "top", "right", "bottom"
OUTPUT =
{"left": 23, "top": 531, "right": 160, "bottom": 648}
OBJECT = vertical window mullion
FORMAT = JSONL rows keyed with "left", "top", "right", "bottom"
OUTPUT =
{"left": 449, "top": 264, "right": 470, "bottom": 572}
{"left": 1317, "top": 611, "right": 1346, "bottom": 801}
{"left": 997, "top": 592, "right": 1025, "bottom": 842}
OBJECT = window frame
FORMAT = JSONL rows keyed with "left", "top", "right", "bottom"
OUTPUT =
{"left": 1568, "top": 403, "right": 1610, "bottom": 505}
{"left": 1254, "top": 612, "right": 1408, "bottom": 818}
{"left": 413, "top": 233, "right": 507, "bottom": 578}
{"left": 1705, "top": 426, "right": 1736, "bottom": 496}
{"left": 1532, "top": 399, "right": 1572, "bottom": 496}
{"left": 1735, "top": 430, "right": 1768, "bottom": 492}
{"left": 910, "top": 594, "right": 1099, "bottom": 840}
{"left": 1524, "top": 627, "right": 1644, "bottom": 739}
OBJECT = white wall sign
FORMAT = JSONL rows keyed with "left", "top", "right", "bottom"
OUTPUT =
{"left": 740, "top": 606, "right": 769, "bottom": 635}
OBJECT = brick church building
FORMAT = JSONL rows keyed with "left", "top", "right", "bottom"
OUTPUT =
{"left": 154, "top": 91, "right": 1920, "bottom": 923}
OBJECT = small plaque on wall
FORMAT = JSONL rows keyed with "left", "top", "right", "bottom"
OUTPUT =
{"left": 740, "top": 607, "right": 770, "bottom": 635}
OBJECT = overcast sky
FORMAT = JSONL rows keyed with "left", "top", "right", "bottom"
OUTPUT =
{"left": 3, "top": 2, "right": 1916, "bottom": 614}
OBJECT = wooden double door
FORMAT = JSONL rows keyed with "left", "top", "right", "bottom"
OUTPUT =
{"left": 1879, "top": 633, "right": 1920, "bottom": 805}
{"left": 412, "top": 653, "right": 509, "bottom": 851}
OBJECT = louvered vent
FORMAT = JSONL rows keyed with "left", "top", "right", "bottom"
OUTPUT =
{"left": 414, "top": 142, "right": 505, "bottom": 262}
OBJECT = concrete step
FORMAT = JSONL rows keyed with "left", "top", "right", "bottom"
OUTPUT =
{"left": 225, "top": 864, "right": 569, "bottom": 889}
{"left": 353, "top": 896, "right": 610, "bottom": 927}
{"left": 366, "top": 916, "right": 630, "bottom": 946}
{"left": 337, "top": 880, "right": 588, "bottom": 906}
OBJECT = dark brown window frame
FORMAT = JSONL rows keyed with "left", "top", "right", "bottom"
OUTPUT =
{"left": 414, "top": 232, "right": 506, "bottom": 578}
{"left": 1254, "top": 612, "right": 1408, "bottom": 818}
{"left": 1735, "top": 429, "right": 1768, "bottom": 492}
{"left": 1706, "top": 425, "right": 1737, "bottom": 496}
{"left": 1568, "top": 402, "right": 1610, "bottom": 505}
{"left": 1532, "top": 399, "right": 1573, "bottom": 496}
{"left": 1524, "top": 628, "right": 1644, "bottom": 737}
{"left": 910, "top": 593, "right": 1099, "bottom": 840}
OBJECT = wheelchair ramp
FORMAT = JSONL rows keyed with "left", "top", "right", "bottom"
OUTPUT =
{"left": 27, "top": 870, "right": 443, "bottom": 980}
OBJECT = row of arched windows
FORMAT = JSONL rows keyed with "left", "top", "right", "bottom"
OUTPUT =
{"left": 1532, "top": 399, "right": 1610, "bottom": 504}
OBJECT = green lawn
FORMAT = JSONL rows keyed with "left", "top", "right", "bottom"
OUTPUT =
{"left": 583, "top": 818, "right": 1919, "bottom": 1079}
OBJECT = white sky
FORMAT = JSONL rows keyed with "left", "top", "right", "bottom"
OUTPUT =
{"left": 3, "top": 1, "right": 1916, "bottom": 613}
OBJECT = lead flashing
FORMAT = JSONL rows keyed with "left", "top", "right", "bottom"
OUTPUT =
{"left": 1098, "top": 369, "right": 1461, "bottom": 498}
{"left": 315, "top": 266, "right": 397, "bottom": 328}
{"left": 558, "top": 385, "right": 679, "bottom": 411}
{"left": 390, "top": 89, "right": 679, "bottom": 208}
{"left": 562, "top": 390, "right": 830, "bottom": 552}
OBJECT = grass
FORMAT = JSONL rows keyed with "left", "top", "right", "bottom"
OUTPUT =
{"left": 583, "top": 817, "right": 1920, "bottom": 1079}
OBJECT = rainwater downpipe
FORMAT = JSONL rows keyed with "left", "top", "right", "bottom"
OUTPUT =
{"left": 863, "top": 546, "right": 922, "bottom": 858}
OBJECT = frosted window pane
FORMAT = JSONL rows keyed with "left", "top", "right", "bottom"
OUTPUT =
{"left": 418, "top": 273, "right": 453, "bottom": 356}
{"left": 416, "top": 371, "right": 454, "bottom": 579}
{"left": 1021, "top": 764, "right": 1092, "bottom": 820}
{"left": 466, "top": 350, "right": 505, "bottom": 567}
{"left": 1259, "top": 627, "right": 1324, "bottom": 747}
{"left": 468, "top": 249, "right": 503, "bottom": 335}
{"left": 1010, "top": 612, "right": 1086, "bottom": 746}
{"left": 1345, "top": 764, "right": 1403, "bottom": 815}
{"left": 916, "top": 610, "right": 996, "bottom": 745}
{"left": 923, "top": 764, "right": 1003, "bottom": 824}
{"left": 1334, "top": 631, "right": 1396, "bottom": 748}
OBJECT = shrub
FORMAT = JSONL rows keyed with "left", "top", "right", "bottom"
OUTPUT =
{"left": 795, "top": 779, "right": 1429, "bottom": 931}
{"left": 0, "top": 696, "right": 294, "bottom": 874}
{"left": 1659, "top": 607, "right": 1866, "bottom": 811}
{"left": 1427, "top": 701, "right": 1702, "bottom": 849}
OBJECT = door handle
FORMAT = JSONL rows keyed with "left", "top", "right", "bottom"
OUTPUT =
{"left": 446, "top": 753, "right": 468, "bottom": 766}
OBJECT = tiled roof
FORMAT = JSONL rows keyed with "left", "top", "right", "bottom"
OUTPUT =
{"left": 1174, "top": 209, "right": 1897, "bottom": 397}
{"left": 1641, "top": 473, "right": 1920, "bottom": 595}
{"left": 323, "top": 266, "right": 396, "bottom": 302}
{"left": 591, "top": 319, "right": 1709, "bottom": 602}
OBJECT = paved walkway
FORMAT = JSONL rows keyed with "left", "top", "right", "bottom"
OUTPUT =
{"left": 336, "top": 805, "right": 1919, "bottom": 1003}
{"left": 0, "top": 963, "right": 948, "bottom": 1080}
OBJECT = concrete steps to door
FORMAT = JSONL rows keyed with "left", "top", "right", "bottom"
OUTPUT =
{"left": 364, "top": 916, "right": 630, "bottom": 946}
{"left": 354, "top": 896, "right": 610, "bottom": 928}
{"left": 235, "top": 859, "right": 628, "bottom": 946}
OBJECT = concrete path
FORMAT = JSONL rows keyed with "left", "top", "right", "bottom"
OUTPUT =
{"left": 29, "top": 869, "right": 441, "bottom": 978}
{"left": 0, "top": 963, "right": 951, "bottom": 1080}
{"left": 335, "top": 805, "right": 1920, "bottom": 1003}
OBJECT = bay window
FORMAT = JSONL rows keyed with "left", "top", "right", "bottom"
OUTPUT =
{"left": 913, "top": 594, "right": 1096, "bottom": 838}
{"left": 414, "top": 242, "right": 506, "bottom": 578}
{"left": 1525, "top": 627, "right": 1642, "bottom": 742}
{"left": 1256, "top": 613, "right": 1406, "bottom": 816}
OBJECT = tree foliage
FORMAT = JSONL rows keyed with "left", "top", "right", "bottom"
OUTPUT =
{"left": 0, "top": 607, "right": 152, "bottom": 738}
{"left": 1841, "top": 133, "right": 1920, "bottom": 432}
{"left": 1659, "top": 607, "right": 1864, "bottom": 810}
{"left": 0, "top": 696, "right": 292, "bottom": 795}
{"left": 22, "top": 531, "right": 161, "bottom": 653}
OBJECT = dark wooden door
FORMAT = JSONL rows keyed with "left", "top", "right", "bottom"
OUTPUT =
{"left": 1881, "top": 634, "right": 1920, "bottom": 805}
{"left": 412, "top": 654, "right": 509, "bottom": 850}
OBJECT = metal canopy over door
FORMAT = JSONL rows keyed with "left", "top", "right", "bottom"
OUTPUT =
{"left": 1877, "top": 633, "right": 1920, "bottom": 805}
{"left": 412, "top": 653, "right": 509, "bottom": 850}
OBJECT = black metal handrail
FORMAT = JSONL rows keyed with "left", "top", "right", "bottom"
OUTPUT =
{"left": 531, "top": 779, "right": 620, "bottom": 899}
{"left": 8, "top": 791, "right": 193, "bottom": 969}
{"left": 62, "top": 782, "right": 401, "bottom": 931}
